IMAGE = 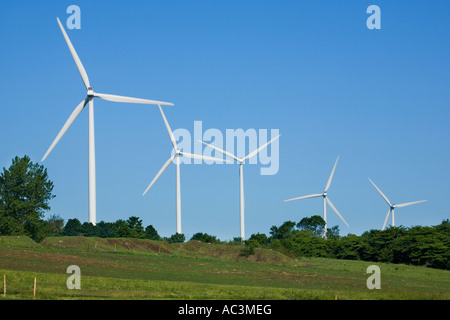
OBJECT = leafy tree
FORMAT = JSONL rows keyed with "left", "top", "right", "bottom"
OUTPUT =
{"left": 241, "top": 239, "right": 258, "bottom": 257}
{"left": 45, "top": 214, "right": 64, "bottom": 236}
{"left": 281, "top": 230, "right": 329, "bottom": 258}
{"left": 63, "top": 218, "right": 82, "bottom": 236}
{"left": 0, "top": 215, "right": 24, "bottom": 236}
{"left": 0, "top": 155, "right": 55, "bottom": 241}
{"left": 248, "top": 233, "right": 269, "bottom": 246}
{"left": 96, "top": 221, "right": 116, "bottom": 238}
{"left": 326, "top": 225, "right": 340, "bottom": 239}
{"left": 144, "top": 225, "right": 160, "bottom": 240}
{"left": 333, "top": 234, "right": 367, "bottom": 260}
{"left": 126, "top": 216, "right": 145, "bottom": 239}
{"left": 113, "top": 219, "right": 131, "bottom": 238}
{"left": 80, "top": 222, "right": 99, "bottom": 237}
{"left": 297, "top": 215, "right": 326, "bottom": 237}
{"left": 167, "top": 233, "right": 185, "bottom": 243}
{"left": 270, "top": 221, "right": 297, "bottom": 240}
{"left": 191, "top": 232, "right": 219, "bottom": 243}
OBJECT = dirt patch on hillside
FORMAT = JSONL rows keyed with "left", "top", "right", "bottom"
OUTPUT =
{"left": 106, "top": 239, "right": 171, "bottom": 254}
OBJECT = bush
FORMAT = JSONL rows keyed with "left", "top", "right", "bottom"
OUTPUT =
{"left": 191, "top": 232, "right": 219, "bottom": 243}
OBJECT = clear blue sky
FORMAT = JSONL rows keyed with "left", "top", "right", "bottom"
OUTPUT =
{"left": 1, "top": 1, "right": 449, "bottom": 240}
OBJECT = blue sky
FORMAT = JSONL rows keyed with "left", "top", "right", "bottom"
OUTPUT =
{"left": 1, "top": 1, "right": 449, "bottom": 240}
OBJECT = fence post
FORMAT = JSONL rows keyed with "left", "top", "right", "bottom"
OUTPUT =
{"left": 33, "top": 277, "right": 36, "bottom": 299}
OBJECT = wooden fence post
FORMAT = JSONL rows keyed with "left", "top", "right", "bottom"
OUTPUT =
{"left": 33, "top": 277, "right": 36, "bottom": 299}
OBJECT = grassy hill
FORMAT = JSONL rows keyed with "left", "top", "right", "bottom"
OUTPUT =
{"left": 0, "top": 236, "right": 449, "bottom": 300}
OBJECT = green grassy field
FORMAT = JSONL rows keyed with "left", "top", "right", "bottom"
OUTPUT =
{"left": 0, "top": 236, "right": 448, "bottom": 300}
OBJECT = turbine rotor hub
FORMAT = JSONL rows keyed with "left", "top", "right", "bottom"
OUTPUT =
{"left": 87, "top": 87, "right": 94, "bottom": 97}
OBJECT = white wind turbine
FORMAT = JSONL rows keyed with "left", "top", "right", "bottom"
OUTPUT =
{"left": 283, "top": 156, "right": 349, "bottom": 238}
{"left": 200, "top": 134, "right": 281, "bottom": 241}
{"left": 42, "top": 18, "right": 173, "bottom": 225}
{"left": 142, "top": 105, "right": 227, "bottom": 235}
{"left": 368, "top": 178, "right": 426, "bottom": 230}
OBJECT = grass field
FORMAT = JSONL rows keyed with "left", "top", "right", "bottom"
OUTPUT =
{"left": 0, "top": 236, "right": 449, "bottom": 300}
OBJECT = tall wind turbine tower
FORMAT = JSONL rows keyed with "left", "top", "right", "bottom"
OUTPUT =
{"left": 284, "top": 156, "right": 349, "bottom": 238}
{"left": 200, "top": 135, "right": 280, "bottom": 241}
{"left": 143, "top": 105, "right": 227, "bottom": 234}
{"left": 42, "top": 18, "right": 173, "bottom": 225}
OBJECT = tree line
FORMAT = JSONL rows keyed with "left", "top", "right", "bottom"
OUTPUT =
{"left": 0, "top": 155, "right": 449, "bottom": 270}
{"left": 247, "top": 216, "right": 450, "bottom": 270}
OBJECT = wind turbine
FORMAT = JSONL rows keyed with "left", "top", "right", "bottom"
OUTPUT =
{"left": 368, "top": 178, "right": 426, "bottom": 230}
{"left": 283, "top": 156, "right": 349, "bottom": 238}
{"left": 199, "top": 134, "right": 281, "bottom": 241}
{"left": 142, "top": 105, "right": 227, "bottom": 235}
{"left": 42, "top": 18, "right": 173, "bottom": 225}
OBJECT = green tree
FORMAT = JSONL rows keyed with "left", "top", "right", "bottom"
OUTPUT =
{"left": 126, "top": 216, "right": 145, "bottom": 238}
{"left": 167, "top": 233, "right": 185, "bottom": 243}
{"left": 248, "top": 233, "right": 269, "bottom": 246}
{"left": 297, "top": 215, "right": 326, "bottom": 237}
{"left": 113, "top": 219, "right": 131, "bottom": 238}
{"left": 45, "top": 214, "right": 64, "bottom": 236}
{"left": 144, "top": 225, "right": 160, "bottom": 240}
{"left": 0, "top": 155, "right": 55, "bottom": 241}
{"left": 63, "top": 218, "right": 82, "bottom": 236}
{"left": 80, "top": 222, "right": 99, "bottom": 237}
{"left": 191, "top": 232, "right": 219, "bottom": 243}
{"left": 270, "top": 221, "right": 297, "bottom": 240}
{"left": 96, "top": 221, "right": 116, "bottom": 238}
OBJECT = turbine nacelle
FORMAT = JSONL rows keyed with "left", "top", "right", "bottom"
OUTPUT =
{"left": 87, "top": 86, "right": 95, "bottom": 97}
{"left": 368, "top": 178, "right": 427, "bottom": 230}
{"left": 283, "top": 156, "right": 349, "bottom": 237}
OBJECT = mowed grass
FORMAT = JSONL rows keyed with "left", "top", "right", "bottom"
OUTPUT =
{"left": 0, "top": 236, "right": 449, "bottom": 300}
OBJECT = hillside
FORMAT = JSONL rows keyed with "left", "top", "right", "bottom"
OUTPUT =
{"left": 0, "top": 236, "right": 449, "bottom": 300}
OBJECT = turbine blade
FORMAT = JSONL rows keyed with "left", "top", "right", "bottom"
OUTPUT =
{"left": 56, "top": 17, "right": 90, "bottom": 89}
{"left": 157, "top": 105, "right": 177, "bottom": 150}
{"left": 324, "top": 156, "right": 339, "bottom": 192}
{"left": 368, "top": 178, "right": 392, "bottom": 207}
{"left": 179, "top": 152, "right": 230, "bottom": 162}
{"left": 41, "top": 98, "right": 88, "bottom": 162}
{"left": 326, "top": 197, "right": 349, "bottom": 227}
{"left": 199, "top": 140, "right": 239, "bottom": 161}
{"left": 142, "top": 154, "right": 176, "bottom": 196}
{"left": 94, "top": 92, "right": 174, "bottom": 106}
{"left": 382, "top": 208, "right": 391, "bottom": 231}
{"left": 283, "top": 194, "right": 323, "bottom": 202}
{"left": 243, "top": 134, "right": 281, "bottom": 161}
{"left": 394, "top": 200, "right": 427, "bottom": 208}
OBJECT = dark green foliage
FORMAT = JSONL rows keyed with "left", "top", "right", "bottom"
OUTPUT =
{"left": 241, "top": 239, "right": 258, "bottom": 257}
{"left": 249, "top": 218, "right": 450, "bottom": 270}
{"left": 45, "top": 214, "right": 64, "bottom": 236}
{"left": 126, "top": 216, "right": 145, "bottom": 239}
{"left": 191, "top": 232, "right": 219, "bottom": 243}
{"left": 297, "top": 215, "right": 326, "bottom": 237}
{"left": 144, "top": 225, "right": 160, "bottom": 240}
{"left": 248, "top": 233, "right": 270, "bottom": 246}
{"left": 62, "top": 218, "right": 82, "bottom": 236}
{"left": 167, "top": 233, "right": 186, "bottom": 243}
{"left": 0, "top": 155, "right": 55, "bottom": 241}
{"left": 270, "top": 221, "right": 297, "bottom": 240}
